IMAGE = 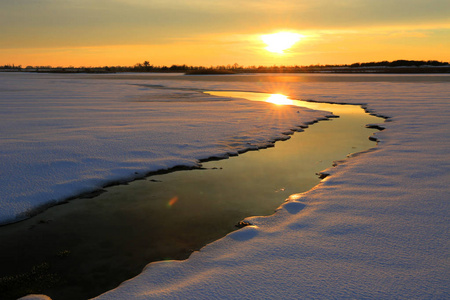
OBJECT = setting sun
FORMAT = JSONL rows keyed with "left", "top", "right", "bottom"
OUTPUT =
{"left": 261, "top": 32, "right": 302, "bottom": 54}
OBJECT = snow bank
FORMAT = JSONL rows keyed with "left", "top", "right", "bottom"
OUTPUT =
{"left": 18, "top": 295, "right": 52, "bottom": 300}
{"left": 93, "top": 74, "right": 449, "bottom": 299}
{"left": 0, "top": 73, "right": 327, "bottom": 225}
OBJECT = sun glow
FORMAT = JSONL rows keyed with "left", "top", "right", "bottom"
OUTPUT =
{"left": 266, "top": 94, "right": 294, "bottom": 105}
{"left": 261, "top": 32, "right": 302, "bottom": 54}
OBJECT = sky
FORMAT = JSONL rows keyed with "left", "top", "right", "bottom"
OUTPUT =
{"left": 1, "top": 0, "right": 449, "bottom": 67}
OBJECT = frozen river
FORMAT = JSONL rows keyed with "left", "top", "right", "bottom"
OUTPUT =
{"left": 0, "top": 73, "right": 448, "bottom": 299}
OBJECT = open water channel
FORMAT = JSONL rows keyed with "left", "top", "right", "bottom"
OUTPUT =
{"left": 0, "top": 91, "right": 383, "bottom": 300}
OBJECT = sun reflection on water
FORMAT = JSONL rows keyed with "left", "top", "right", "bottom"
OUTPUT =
{"left": 265, "top": 94, "right": 294, "bottom": 106}
{"left": 204, "top": 90, "right": 364, "bottom": 116}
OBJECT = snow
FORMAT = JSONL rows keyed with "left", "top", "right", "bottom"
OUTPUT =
{"left": 18, "top": 295, "right": 52, "bottom": 300}
{"left": 2, "top": 73, "right": 449, "bottom": 299}
{"left": 92, "top": 74, "right": 449, "bottom": 299}
{"left": 0, "top": 73, "right": 327, "bottom": 225}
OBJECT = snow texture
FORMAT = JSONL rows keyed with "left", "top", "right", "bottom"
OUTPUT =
{"left": 92, "top": 74, "right": 449, "bottom": 299}
{"left": 0, "top": 73, "right": 326, "bottom": 225}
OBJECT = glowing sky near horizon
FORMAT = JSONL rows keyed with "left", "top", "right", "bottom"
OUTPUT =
{"left": 0, "top": 0, "right": 449, "bottom": 66}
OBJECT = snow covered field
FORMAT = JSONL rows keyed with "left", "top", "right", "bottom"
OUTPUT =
{"left": 2, "top": 73, "right": 449, "bottom": 299}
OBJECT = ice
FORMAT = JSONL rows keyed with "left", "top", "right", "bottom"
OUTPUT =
{"left": 0, "top": 73, "right": 326, "bottom": 225}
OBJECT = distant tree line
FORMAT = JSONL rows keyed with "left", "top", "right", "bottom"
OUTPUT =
{"left": 1, "top": 60, "right": 449, "bottom": 73}
{"left": 349, "top": 60, "right": 448, "bottom": 68}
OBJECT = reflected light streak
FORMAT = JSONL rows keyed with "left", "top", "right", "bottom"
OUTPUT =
{"left": 205, "top": 91, "right": 370, "bottom": 117}
{"left": 168, "top": 196, "right": 178, "bottom": 207}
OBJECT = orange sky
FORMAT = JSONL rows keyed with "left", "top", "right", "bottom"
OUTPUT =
{"left": 1, "top": 0, "right": 449, "bottom": 67}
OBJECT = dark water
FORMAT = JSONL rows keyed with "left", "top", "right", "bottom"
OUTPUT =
{"left": 0, "top": 91, "right": 383, "bottom": 300}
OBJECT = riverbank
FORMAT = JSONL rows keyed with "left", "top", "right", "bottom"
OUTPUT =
{"left": 0, "top": 92, "right": 382, "bottom": 299}
{"left": 93, "top": 74, "right": 449, "bottom": 299}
